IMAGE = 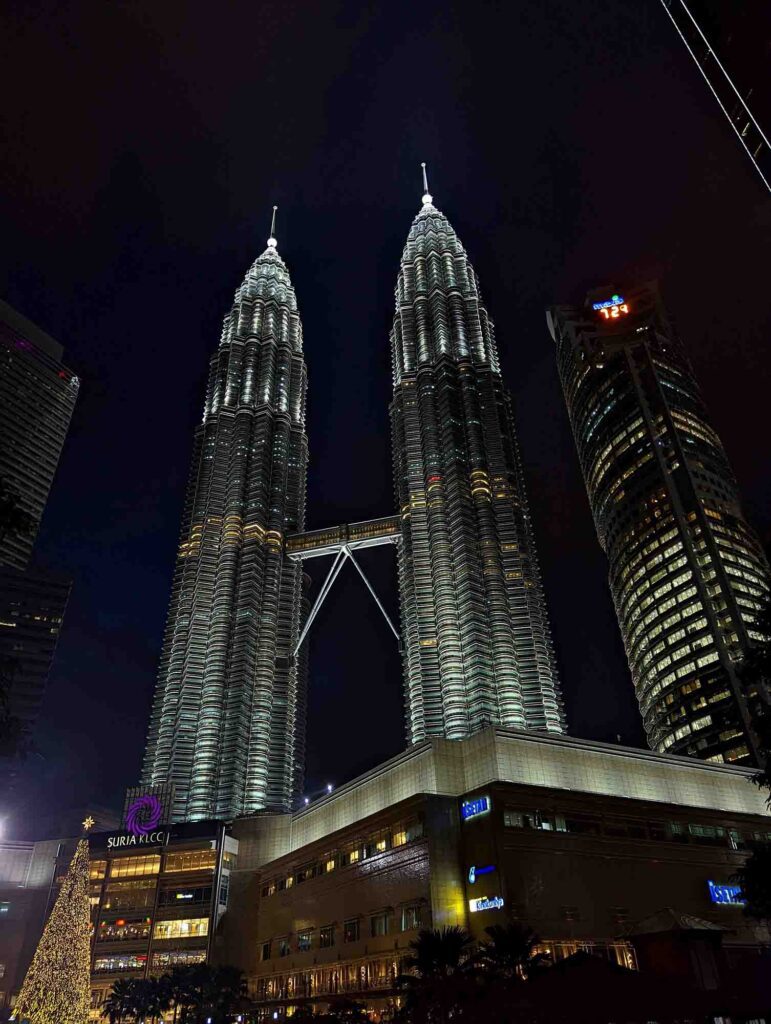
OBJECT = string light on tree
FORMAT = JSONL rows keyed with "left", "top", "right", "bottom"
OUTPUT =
{"left": 13, "top": 831, "right": 92, "bottom": 1024}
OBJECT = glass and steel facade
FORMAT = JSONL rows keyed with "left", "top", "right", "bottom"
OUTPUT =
{"left": 390, "top": 193, "right": 565, "bottom": 742}
{"left": 87, "top": 821, "right": 237, "bottom": 1016}
{"left": 0, "top": 301, "right": 78, "bottom": 750}
{"left": 548, "top": 281, "right": 769, "bottom": 765}
{"left": 0, "top": 565, "right": 70, "bottom": 730}
{"left": 0, "top": 300, "right": 79, "bottom": 571}
{"left": 142, "top": 238, "right": 309, "bottom": 821}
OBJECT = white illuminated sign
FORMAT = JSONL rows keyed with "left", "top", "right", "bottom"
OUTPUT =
{"left": 106, "top": 830, "right": 169, "bottom": 849}
{"left": 469, "top": 895, "right": 504, "bottom": 913}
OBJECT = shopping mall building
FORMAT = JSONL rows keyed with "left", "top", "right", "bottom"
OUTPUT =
{"left": 2, "top": 726, "right": 770, "bottom": 1020}
{"left": 0, "top": 818, "right": 238, "bottom": 1020}
{"left": 220, "top": 727, "right": 771, "bottom": 1019}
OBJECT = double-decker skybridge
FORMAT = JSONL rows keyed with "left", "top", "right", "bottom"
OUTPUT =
{"left": 285, "top": 516, "right": 402, "bottom": 654}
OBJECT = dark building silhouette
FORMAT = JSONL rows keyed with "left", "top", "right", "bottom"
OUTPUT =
{"left": 0, "top": 566, "right": 70, "bottom": 733}
{"left": 0, "top": 300, "right": 79, "bottom": 570}
{"left": 548, "top": 281, "right": 769, "bottom": 765}
{"left": 0, "top": 301, "right": 77, "bottom": 749}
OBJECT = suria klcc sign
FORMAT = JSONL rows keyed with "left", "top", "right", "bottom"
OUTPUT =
{"left": 107, "top": 794, "right": 169, "bottom": 849}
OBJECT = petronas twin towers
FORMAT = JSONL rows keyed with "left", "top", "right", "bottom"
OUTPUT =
{"left": 142, "top": 181, "right": 565, "bottom": 823}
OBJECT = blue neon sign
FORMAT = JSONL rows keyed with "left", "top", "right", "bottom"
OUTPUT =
{"left": 708, "top": 880, "right": 745, "bottom": 906}
{"left": 461, "top": 796, "right": 490, "bottom": 821}
{"left": 592, "top": 294, "right": 625, "bottom": 310}
{"left": 468, "top": 865, "right": 495, "bottom": 884}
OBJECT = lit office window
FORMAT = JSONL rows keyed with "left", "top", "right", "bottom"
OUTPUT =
{"left": 94, "top": 954, "right": 147, "bottom": 973}
{"left": 152, "top": 950, "right": 206, "bottom": 970}
{"left": 89, "top": 861, "right": 107, "bottom": 880}
{"left": 164, "top": 850, "right": 217, "bottom": 873}
{"left": 153, "top": 918, "right": 209, "bottom": 940}
{"left": 110, "top": 855, "right": 161, "bottom": 879}
{"left": 400, "top": 905, "right": 422, "bottom": 931}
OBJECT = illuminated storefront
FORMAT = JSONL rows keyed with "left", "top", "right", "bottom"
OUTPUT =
{"left": 87, "top": 819, "right": 237, "bottom": 1017}
{"left": 218, "top": 729, "right": 771, "bottom": 1020}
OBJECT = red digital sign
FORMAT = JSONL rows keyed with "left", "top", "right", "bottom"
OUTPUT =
{"left": 598, "top": 302, "right": 629, "bottom": 320}
{"left": 592, "top": 294, "right": 631, "bottom": 321}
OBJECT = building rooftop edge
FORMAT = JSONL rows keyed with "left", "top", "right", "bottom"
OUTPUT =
{"left": 0, "top": 298, "right": 65, "bottom": 362}
{"left": 289, "top": 725, "right": 759, "bottom": 825}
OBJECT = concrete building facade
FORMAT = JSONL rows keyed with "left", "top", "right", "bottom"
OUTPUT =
{"left": 218, "top": 728, "right": 771, "bottom": 1019}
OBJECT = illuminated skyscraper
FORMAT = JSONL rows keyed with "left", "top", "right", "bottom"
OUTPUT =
{"left": 142, "top": 222, "right": 309, "bottom": 821}
{"left": 548, "top": 282, "right": 769, "bottom": 765}
{"left": 391, "top": 177, "right": 565, "bottom": 742}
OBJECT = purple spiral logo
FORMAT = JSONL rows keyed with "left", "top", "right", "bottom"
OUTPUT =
{"left": 125, "top": 794, "right": 162, "bottom": 836}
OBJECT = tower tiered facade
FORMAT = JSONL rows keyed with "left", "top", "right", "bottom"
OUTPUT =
{"left": 548, "top": 282, "right": 769, "bottom": 765}
{"left": 390, "top": 190, "right": 565, "bottom": 742}
{"left": 142, "top": 234, "right": 309, "bottom": 821}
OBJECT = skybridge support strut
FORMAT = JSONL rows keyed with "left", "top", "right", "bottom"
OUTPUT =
{"left": 292, "top": 543, "right": 399, "bottom": 655}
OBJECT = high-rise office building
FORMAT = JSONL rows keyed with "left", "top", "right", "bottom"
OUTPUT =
{"left": 141, "top": 229, "right": 309, "bottom": 822}
{"left": 0, "top": 300, "right": 79, "bottom": 570}
{"left": 659, "top": 0, "right": 770, "bottom": 192}
{"left": 0, "top": 301, "right": 77, "bottom": 749}
{"left": 391, "top": 184, "right": 565, "bottom": 742}
{"left": 0, "top": 566, "right": 70, "bottom": 733}
{"left": 547, "top": 282, "right": 769, "bottom": 765}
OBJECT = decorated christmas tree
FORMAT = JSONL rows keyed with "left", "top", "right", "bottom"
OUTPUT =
{"left": 14, "top": 829, "right": 92, "bottom": 1024}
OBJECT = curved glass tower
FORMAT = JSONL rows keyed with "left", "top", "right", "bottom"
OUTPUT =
{"left": 390, "top": 186, "right": 565, "bottom": 743}
{"left": 142, "top": 230, "right": 309, "bottom": 821}
{"left": 548, "top": 281, "right": 769, "bottom": 765}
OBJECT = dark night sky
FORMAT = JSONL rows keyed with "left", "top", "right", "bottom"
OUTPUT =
{"left": 1, "top": 0, "right": 769, "bottom": 837}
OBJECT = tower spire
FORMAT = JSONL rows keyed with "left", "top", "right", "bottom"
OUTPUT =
{"left": 421, "top": 162, "right": 433, "bottom": 206}
{"left": 267, "top": 205, "right": 278, "bottom": 249}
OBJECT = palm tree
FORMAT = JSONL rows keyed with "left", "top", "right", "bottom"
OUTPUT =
{"left": 104, "top": 978, "right": 137, "bottom": 1024}
{"left": 475, "top": 922, "right": 550, "bottom": 982}
{"left": 396, "top": 926, "right": 476, "bottom": 1024}
{"left": 324, "top": 998, "right": 369, "bottom": 1023}
{"left": 164, "top": 963, "right": 204, "bottom": 1024}
{"left": 128, "top": 979, "right": 155, "bottom": 1024}
{"left": 158, "top": 963, "right": 247, "bottom": 1024}
{"left": 202, "top": 965, "right": 248, "bottom": 1022}
{"left": 147, "top": 975, "right": 172, "bottom": 1024}
{"left": 734, "top": 843, "right": 771, "bottom": 921}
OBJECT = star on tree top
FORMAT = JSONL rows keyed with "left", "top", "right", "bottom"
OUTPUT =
{"left": 82, "top": 816, "right": 95, "bottom": 832}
